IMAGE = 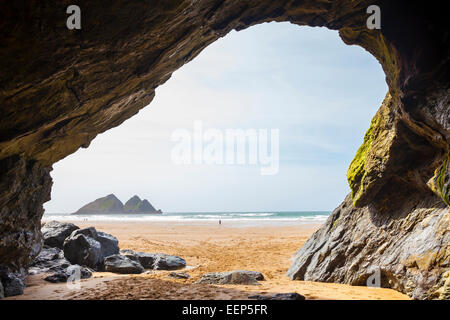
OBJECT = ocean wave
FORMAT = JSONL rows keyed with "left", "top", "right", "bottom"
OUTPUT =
{"left": 43, "top": 212, "right": 330, "bottom": 223}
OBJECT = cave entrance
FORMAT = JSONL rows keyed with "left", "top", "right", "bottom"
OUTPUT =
{"left": 44, "top": 22, "right": 387, "bottom": 222}
{"left": 1, "top": 1, "right": 447, "bottom": 301}
{"left": 31, "top": 23, "right": 390, "bottom": 300}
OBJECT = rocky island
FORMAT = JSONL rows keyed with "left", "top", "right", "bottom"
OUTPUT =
{"left": 73, "top": 194, "right": 162, "bottom": 215}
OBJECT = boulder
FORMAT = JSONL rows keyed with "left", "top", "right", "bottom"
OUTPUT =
{"left": 233, "top": 270, "right": 264, "bottom": 281}
{"left": 249, "top": 293, "right": 305, "bottom": 300}
{"left": 168, "top": 272, "right": 190, "bottom": 279}
{"left": 104, "top": 254, "right": 144, "bottom": 274}
{"left": 119, "top": 250, "right": 182, "bottom": 270}
{"left": 195, "top": 270, "right": 264, "bottom": 285}
{"left": 119, "top": 249, "right": 155, "bottom": 267}
{"left": 29, "top": 246, "right": 71, "bottom": 274}
{"left": 41, "top": 221, "right": 79, "bottom": 248}
{"left": 71, "top": 227, "right": 98, "bottom": 240}
{"left": 63, "top": 234, "right": 103, "bottom": 269}
{"left": 119, "top": 249, "right": 140, "bottom": 262}
{"left": 44, "top": 265, "right": 92, "bottom": 283}
{"left": 97, "top": 231, "right": 119, "bottom": 257}
{"left": 134, "top": 252, "right": 157, "bottom": 268}
{"left": 34, "top": 246, "right": 62, "bottom": 262}
{"left": 153, "top": 253, "right": 186, "bottom": 270}
{"left": 0, "top": 273, "right": 25, "bottom": 297}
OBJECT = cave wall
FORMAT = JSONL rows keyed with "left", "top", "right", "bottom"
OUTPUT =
{"left": 0, "top": 0, "right": 448, "bottom": 298}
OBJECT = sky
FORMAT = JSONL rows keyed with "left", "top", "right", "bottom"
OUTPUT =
{"left": 44, "top": 22, "right": 387, "bottom": 213}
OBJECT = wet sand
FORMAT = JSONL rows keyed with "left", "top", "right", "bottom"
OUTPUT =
{"left": 8, "top": 221, "right": 409, "bottom": 300}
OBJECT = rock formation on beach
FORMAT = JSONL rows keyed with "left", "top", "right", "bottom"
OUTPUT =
{"left": 28, "top": 221, "right": 187, "bottom": 286}
{"left": 287, "top": 194, "right": 449, "bottom": 300}
{"left": 74, "top": 194, "right": 124, "bottom": 214}
{"left": 196, "top": 270, "right": 265, "bottom": 285}
{"left": 73, "top": 194, "right": 162, "bottom": 214}
{"left": 0, "top": 1, "right": 448, "bottom": 299}
{"left": 124, "top": 195, "right": 161, "bottom": 214}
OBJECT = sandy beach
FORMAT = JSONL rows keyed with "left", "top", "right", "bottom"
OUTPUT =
{"left": 8, "top": 220, "right": 409, "bottom": 300}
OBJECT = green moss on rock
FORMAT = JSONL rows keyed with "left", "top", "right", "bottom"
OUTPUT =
{"left": 428, "top": 153, "right": 450, "bottom": 206}
{"left": 347, "top": 93, "right": 391, "bottom": 206}
{"left": 347, "top": 111, "right": 380, "bottom": 200}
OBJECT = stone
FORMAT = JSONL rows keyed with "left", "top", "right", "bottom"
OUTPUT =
{"left": 134, "top": 251, "right": 157, "bottom": 268}
{"left": 41, "top": 221, "right": 79, "bottom": 249}
{"left": 195, "top": 271, "right": 264, "bottom": 285}
{"left": 44, "top": 265, "right": 92, "bottom": 283}
{"left": 63, "top": 234, "right": 103, "bottom": 270}
{"left": 119, "top": 249, "right": 149, "bottom": 264}
{"left": 168, "top": 272, "right": 190, "bottom": 279}
{"left": 153, "top": 253, "right": 186, "bottom": 270}
{"left": 0, "top": 281, "right": 4, "bottom": 299}
{"left": 97, "top": 231, "right": 120, "bottom": 258}
{"left": 119, "top": 249, "right": 139, "bottom": 261}
{"left": 118, "top": 250, "right": 185, "bottom": 270}
{"left": 249, "top": 293, "right": 305, "bottom": 300}
{"left": 29, "top": 246, "right": 71, "bottom": 274}
{"left": 34, "top": 246, "right": 62, "bottom": 263}
{"left": 104, "top": 254, "right": 144, "bottom": 274}
{"left": 233, "top": 270, "right": 264, "bottom": 281}
{"left": 70, "top": 227, "right": 98, "bottom": 240}
{"left": 1, "top": 273, "right": 25, "bottom": 297}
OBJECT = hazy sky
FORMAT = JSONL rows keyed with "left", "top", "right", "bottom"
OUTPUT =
{"left": 44, "top": 22, "right": 387, "bottom": 213}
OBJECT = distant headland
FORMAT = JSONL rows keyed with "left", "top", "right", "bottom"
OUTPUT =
{"left": 72, "top": 194, "right": 162, "bottom": 215}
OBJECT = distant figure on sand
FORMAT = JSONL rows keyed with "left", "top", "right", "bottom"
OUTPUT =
{"left": 219, "top": 220, "right": 221, "bottom": 225}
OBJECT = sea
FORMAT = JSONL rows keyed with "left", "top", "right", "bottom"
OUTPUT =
{"left": 43, "top": 211, "right": 331, "bottom": 227}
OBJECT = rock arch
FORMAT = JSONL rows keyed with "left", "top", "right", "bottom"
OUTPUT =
{"left": 0, "top": 1, "right": 448, "bottom": 298}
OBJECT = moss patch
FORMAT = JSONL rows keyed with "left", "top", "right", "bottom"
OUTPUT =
{"left": 428, "top": 153, "right": 450, "bottom": 206}
{"left": 347, "top": 94, "right": 390, "bottom": 206}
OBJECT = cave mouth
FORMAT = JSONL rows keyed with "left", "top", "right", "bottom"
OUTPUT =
{"left": 43, "top": 22, "right": 387, "bottom": 219}
{"left": 0, "top": 1, "right": 448, "bottom": 300}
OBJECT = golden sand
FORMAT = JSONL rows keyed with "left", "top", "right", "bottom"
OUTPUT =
{"left": 8, "top": 221, "right": 409, "bottom": 300}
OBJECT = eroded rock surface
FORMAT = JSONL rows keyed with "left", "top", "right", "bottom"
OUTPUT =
{"left": 287, "top": 194, "right": 449, "bottom": 300}
{"left": 97, "top": 231, "right": 120, "bottom": 258}
{"left": 104, "top": 254, "right": 144, "bottom": 274}
{"left": 44, "top": 265, "right": 92, "bottom": 283}
{"left": 29, "top": 246, "right": 71, "bottom": 275}
{"left": 153, "top": 253, "right": 186, "bottom": 270}
{"left": 168, "top": 272, "right": 191, "bottom": 279}
{"left": 42, "top": 221, "right": 79, "bottom": 248}
{"left": 0, "top": 1, "right": 448, "bottom": 298}
{"left": 121, "top": 249, "right": 186, "bottom": 270}
{"left": 196, "top": 270, "right": 264, "bottom": 285}
{"left": 63, "top": 233, "right": 103, "bottom": 270}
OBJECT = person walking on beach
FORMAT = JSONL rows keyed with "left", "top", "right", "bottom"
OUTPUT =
{"left": 219, "top": 219, "right": 221, "bottom": 225}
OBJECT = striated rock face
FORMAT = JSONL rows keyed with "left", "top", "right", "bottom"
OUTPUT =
{"left": 0, "top": 1, "right": 448, "bottom": 298}
{"left": 41, "top": 221, "right": 79, "bottom": 248}
{"left": 104, "top": 254, "right": 145, "bottom": 274}
{"left": 287, "top": 194, "right": 449, "bottom": 300}
{"left": 195, "top": 270, "right": 264, "bottom": 285}
{"left": 0, "top": 155, "right": 52, "bottom": 295}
